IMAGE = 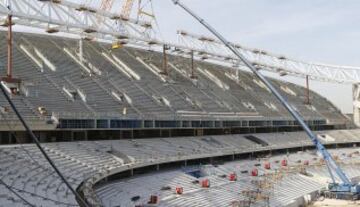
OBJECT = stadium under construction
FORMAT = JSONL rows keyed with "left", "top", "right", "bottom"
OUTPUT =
{"left": 0, "top": 0, "right": 360, "bottom": 206}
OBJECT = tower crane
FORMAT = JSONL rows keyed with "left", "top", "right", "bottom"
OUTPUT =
{"left": 98, "top": 0, "right": 154, "bottom": 48}
{"left": 172, "top": 0, "right": 360, "bottom": 199}
{"left": 99, "top": 0, "right": 153, "bottom": 20}
{"left": 99, "top": 0, "right": 134, "bottom": 18}
{"left": 121, "top": 0, "right": 135, "bottom": 19}
{"left": 99, "top": 0, "right": 114, "bottom": 12}
{"left": 98, "top": 0, "right": 135, "bottom": 49}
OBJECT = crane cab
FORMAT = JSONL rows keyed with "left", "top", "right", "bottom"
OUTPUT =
{"left": 325, "top": 183, "right": 360, "bottom": 200}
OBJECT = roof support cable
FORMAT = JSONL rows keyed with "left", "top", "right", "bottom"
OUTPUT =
{"left": 0, "top": 83, "right": 90, "bottom": 207}
{"left": 0, "top": 111, "right": 44, "bottom": 167}
{"left": 0, "top": 178, "right": 35, "bottom": 207}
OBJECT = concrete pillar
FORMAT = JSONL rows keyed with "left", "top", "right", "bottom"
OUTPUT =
{"left": 197, "top": 129, "right": 204, "bottom": 136}
{"left": 140, "top": 120, "right": 144, "bottom": 128}
{"left": 8, "top": 132, "right": 11, "bottom": 144}
{"left": 70, "top": 131, "right": 74, "bottom": 142}
{"left": 6, "top": 132, "right": 10, "bottom": 144}
{"left": 84, "top": 130, "right": 88, "bottom": 141}
{"left": 39, "top": 132, "right": 47, "bottom": 142}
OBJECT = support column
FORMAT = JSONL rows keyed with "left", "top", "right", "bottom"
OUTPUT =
{"left": 70, "top": 131, "right": 74, "bottom": 142}
{"left": 39, "top": 132, "right": 47, "bottom": 142}
{"left": 7, "top": 14, "right": 12, "bottom": 79}
{"left": 235, "top": 68, "right": 239, "bottom": 83}
{"left": 353, "top": 84, "right": 360, "bottom": 127}
{"left": 190, "top": 50, "right": 197, "bottom": 79}
{"left": 1, "top": 4, "right": 20, "bottom": 85}
{"left": 79, "top": 38, "right": 83, "bottom": 63}
{"left": 161, "top": 44, "right": 168, "bottom": 75}
{"left": 304, "top": 75, "right": 310, "bottom": 105}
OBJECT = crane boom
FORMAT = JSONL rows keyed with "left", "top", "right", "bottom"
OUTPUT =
{"left": 100, "top": 0, "right": 114, "bottom": 11}
{"left": 171, "top": 0, "right": 360, "bottom": 195}
{"left": 121, "top": 0, "right": 135, "bottom": 19}
{"left": 99, "top": 0, "right": 135, "bottom": 19}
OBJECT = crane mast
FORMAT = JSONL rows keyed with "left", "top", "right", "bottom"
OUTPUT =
{"left": 98, "top": 0, "right": 135, "bottom": 18}
{"left": 121, "top": 0, "right": 135, "bottom": 19}
{"left": 99, "top": 0, "right": 136, "bottom": 19}
{"left": 100, "top": 0, "right": 114, "bottom": 11}
{"left": 172, "top": 0, "right": 360, "bottom": 198}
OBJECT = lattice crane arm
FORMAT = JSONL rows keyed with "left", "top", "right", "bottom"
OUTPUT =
{"left": 100, "top": 0, "right": 114, "bottom": 11}
{"left": 172, "top": 0, "right": 360, "bottom": 194}
{"left": 99, "top": 0, "right": 135, "bottom": 19}
{"left": 121, "top": 0, "right": 135, "bottom": 19}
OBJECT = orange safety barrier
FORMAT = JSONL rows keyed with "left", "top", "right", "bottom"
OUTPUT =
{"left": 201, "top": 179, "right": 210, "bottom": 188}
{"left": 176, "top": 187, "right": 183, "bottom": 195}
{"left": 251, "top": 168, "right": 258, "bottom": 176}
{"left": 264, "top": 162, "right": 271, "bottom": 169}
{"left": 229, "top": 172, "right": 237, "bottom": 181}
{"left": 303, "top": 160, "right": 309, "bottom": 165}
{"left": 148, "top": 195, "right": 158, "bottom": 204}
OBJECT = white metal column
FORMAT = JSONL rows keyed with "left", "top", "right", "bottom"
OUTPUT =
{"left": 353, "top": 84, "right": 360, "bottom": 126}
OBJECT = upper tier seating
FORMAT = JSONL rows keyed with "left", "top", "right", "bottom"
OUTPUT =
{"left": 0, "top": 31, "right": 348, "bottom": 126}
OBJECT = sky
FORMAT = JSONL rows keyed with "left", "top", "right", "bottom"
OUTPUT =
{"left": 151, "top": 0, "right": 360, "bottom": 113}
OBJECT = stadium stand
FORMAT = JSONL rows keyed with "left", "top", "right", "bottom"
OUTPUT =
{"left": 0, "top": 31, "right": 349, "bottom": 132}
{"left": 0, "top": 30, "right": 356, "bottom": 207}
{"left": 0, "top": 130, "right": 358, "bottom": 206}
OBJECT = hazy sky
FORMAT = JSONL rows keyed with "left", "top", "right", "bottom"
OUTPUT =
{"left": 151, "top": 0, "right": 360, "bottom": 113}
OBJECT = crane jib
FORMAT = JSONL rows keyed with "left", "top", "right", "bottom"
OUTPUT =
{"left": 172, "top": 0, "right": 355, "bottom": 189}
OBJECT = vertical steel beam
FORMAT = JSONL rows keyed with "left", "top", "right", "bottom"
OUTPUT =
{"left": 79, "top": 38, "right": 84, "bottom": 63}
{"left": 305, "top": 75, "right": 310, "bottom": 105}
{"left": 7, "top": 14, "right": 12, "bottom": 79}
{"left": 190, "top": 50, "right": 197, "bottom": 79}
{"left": 161, "top": 44, "right": 168, "bottom": 75}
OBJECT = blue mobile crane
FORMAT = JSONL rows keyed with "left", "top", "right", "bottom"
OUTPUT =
{"left": 172, "top": 0, "right": 360, "bottom": 199}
